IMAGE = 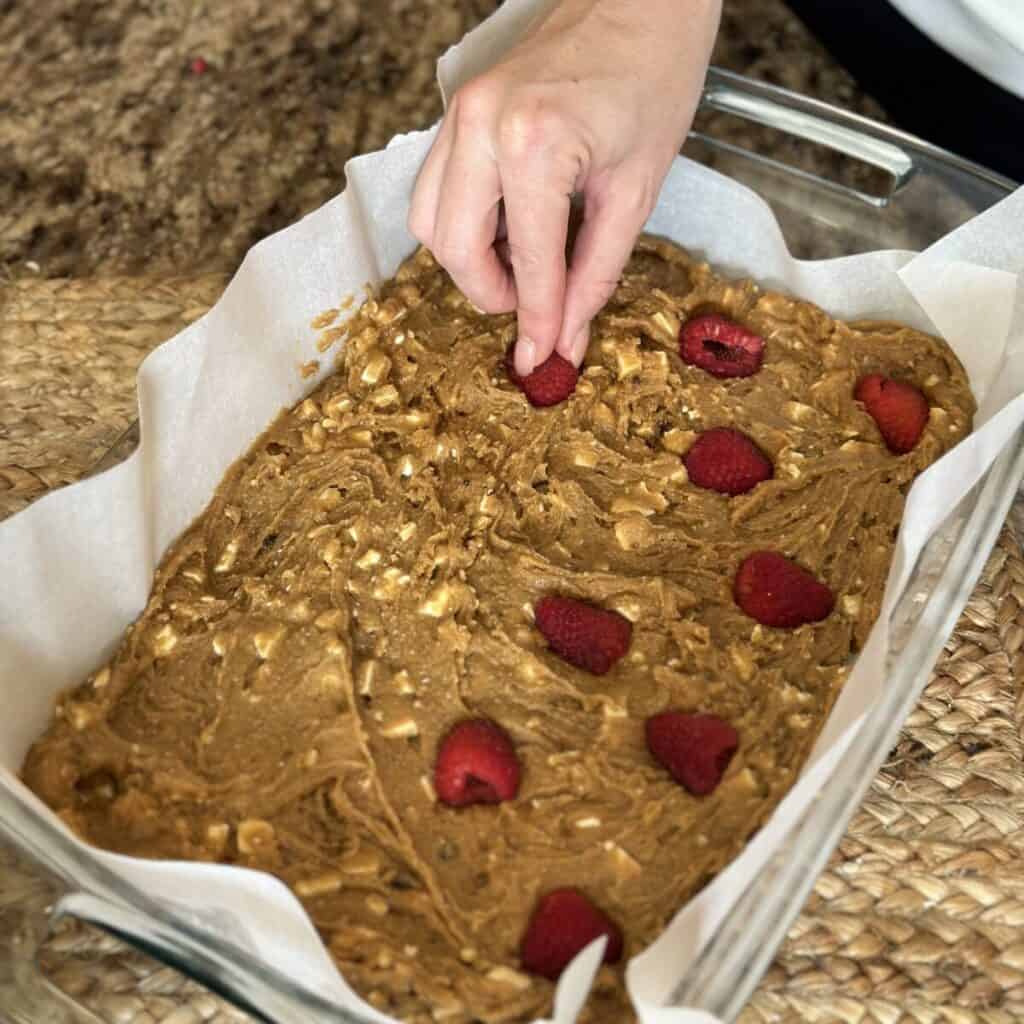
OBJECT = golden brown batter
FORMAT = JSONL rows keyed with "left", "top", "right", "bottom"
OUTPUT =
{"left": 23, "top": 239, "right": 973, "bottom": 1023}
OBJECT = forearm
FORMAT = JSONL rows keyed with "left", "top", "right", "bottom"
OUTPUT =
{"left": 545, "top": 0, "right": 722, "bottom": 64}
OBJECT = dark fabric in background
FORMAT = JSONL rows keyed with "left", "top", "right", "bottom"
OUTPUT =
{"left": 784, "top": 0, "right": 1023, "bottom": 182}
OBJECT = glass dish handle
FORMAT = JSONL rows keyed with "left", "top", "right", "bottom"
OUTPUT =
{"left": 51, "top": 891, "right": 370, "bottom": 1024}
{"left": 699, "top": 66, "right": 917, "bottom": 206}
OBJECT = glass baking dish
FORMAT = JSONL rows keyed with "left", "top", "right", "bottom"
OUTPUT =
{"left": 1, "top": 68, "right": 1021, "bottom": 1024}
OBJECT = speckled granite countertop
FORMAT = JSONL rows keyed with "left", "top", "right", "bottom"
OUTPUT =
{"left": 0, "top": 0, "right": 887, "bottom": 281}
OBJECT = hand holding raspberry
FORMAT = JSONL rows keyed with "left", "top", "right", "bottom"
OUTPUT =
{"left": 409, "top": 0, "right": 721, "bottom": 376}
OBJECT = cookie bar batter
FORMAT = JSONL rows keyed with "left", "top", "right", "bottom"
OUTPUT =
{"left": 23, "top": 239, "right": 974, "bottom": 1023}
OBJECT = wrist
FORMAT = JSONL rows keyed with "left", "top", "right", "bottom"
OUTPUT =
{"left": 573, "top": 0, "right": 722, "bottom": 42}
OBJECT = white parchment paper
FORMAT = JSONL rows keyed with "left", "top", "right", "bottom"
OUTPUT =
{"left": 3, "top": 5, "right": 1024, "bottom": 1021}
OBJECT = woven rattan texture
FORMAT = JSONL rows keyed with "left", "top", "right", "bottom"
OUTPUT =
{"left": 0, "top": 273, "right": 228, "bottom": 518}
{"left": 2, "top": 275, "right": 1022, "bottom": 1023}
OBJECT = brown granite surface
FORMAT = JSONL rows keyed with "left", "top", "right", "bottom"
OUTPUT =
{"left": 0, "top": 0, "right": 887, "bottom": 282}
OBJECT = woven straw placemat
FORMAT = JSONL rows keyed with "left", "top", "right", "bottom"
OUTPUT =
{"left": 0, "top": 273, "right": 228, "bottom": 519}
{"left": 2, "top": 274, "right": 1023, "bottom": 1024}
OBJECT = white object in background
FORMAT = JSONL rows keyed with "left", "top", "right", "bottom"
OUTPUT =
{"left": 887, "top": 0, "right": 1024, "bottom": 99}
{"left": 960, "top": 0, "right": 1024, "bottom": 56}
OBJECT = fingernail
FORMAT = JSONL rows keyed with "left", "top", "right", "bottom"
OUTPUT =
{"left": 515, "top": 338, "right": 536, "bottom": 377}
{"left": 569, "top": 326, "right": 590, "bottom": 367}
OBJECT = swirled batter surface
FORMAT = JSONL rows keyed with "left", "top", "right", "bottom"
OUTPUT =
{"left": 23, "top": 240, "right": 973, "bottom": 1023}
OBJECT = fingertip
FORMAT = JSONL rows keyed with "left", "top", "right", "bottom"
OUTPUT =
{"left": 452, "top": 260, "right": 517, "bottom": 317}
{"left": 568, "top": 325, "right": 590, "bottom": 367}
{"left": 514, "top": 337, "right": 536, "bottom": 377}
{"left": 406, "top": 205, "right": 429, "bottom": 246}
{"left": 555, "top": 319, "right": 591, "bottom": 367}
{"left": 522, "top": 329, "right": 560, "bottom": 375}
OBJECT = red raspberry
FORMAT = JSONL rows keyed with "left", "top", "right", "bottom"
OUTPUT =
{"left": 854, "top": 373, "right": 929, "bottom": 454}
{"left": 534, "top": 596, "right": 632, "bottom": 675}
{"left": 520, "top": 888, "right": 624, "bottom": 981}
{"left": 434, "top": 719, "right": 521, "bottom": 807}
{"left": 679, "top": 314, "right": 765, "bottom": 378}
{"left": 506, "top": 348, "right": 579, "bottom": 407}
{"left": 645, "top": 711, "right": 739, "bottom": 796}
{"left": 684, "top": 427, "right": 773, "bottom": 495}
{"left": 734, "top": 551, "right": 835, "bottom": 628}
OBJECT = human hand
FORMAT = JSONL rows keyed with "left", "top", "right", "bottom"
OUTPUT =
{"left": 409, "top": 0, "right": 721, "bottom": 377}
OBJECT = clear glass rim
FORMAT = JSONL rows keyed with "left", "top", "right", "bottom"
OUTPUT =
{"left": 702, "top": 66, "right": 1020, "bottom": 198}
